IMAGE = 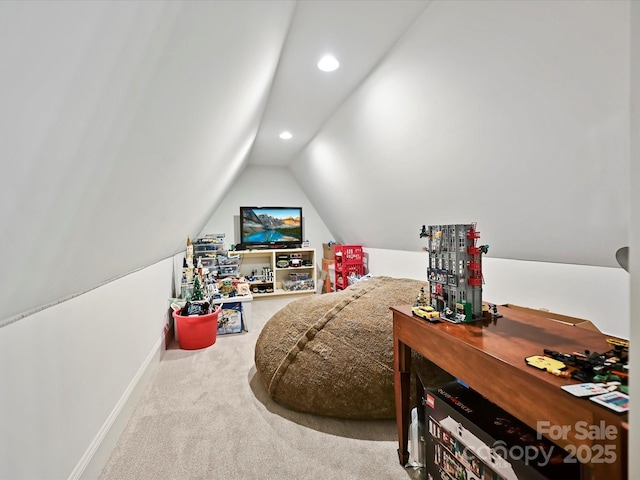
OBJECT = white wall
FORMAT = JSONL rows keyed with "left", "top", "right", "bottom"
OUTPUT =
{"left": 291, "top": 1, "right": 630, "bottom": 268}
{"left": 365, "top": 247, "right": 629, "bottom": 338}
{"left": 0, "top": 259, "right": 174, "bottom": 480}
{"left": 198, "top": 165, "right": 334, "bottom": 256}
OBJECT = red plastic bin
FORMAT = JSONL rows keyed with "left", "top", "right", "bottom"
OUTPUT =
{"left": 173, "top": 305, "right": 222, "bottom": 350}
{"left": 335, "top": 263, "right": 365, "bottom": 290}
{"left": 334, "top": 245, "right": 363, "bottom": 264}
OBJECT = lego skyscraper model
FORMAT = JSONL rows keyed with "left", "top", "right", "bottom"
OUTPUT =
{"left": 421, "top": 223, "right": 487, "bottom": 323}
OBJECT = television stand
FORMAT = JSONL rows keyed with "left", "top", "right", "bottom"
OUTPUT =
{"left": 248, "top": 243, "right": 301, "bottom": 250}
{"left": 234, "top": 247, "right": 317, "bottom": 298}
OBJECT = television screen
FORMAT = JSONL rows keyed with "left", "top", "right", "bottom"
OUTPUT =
{"left": 239, "top": 207, "right": 303, "bottom": 248}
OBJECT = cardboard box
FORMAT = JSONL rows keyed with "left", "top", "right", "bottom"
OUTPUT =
{"left": 321, "top": 257, "right": 335, "bottom": 293}
{"left": 323, "top": 243, "right": 335, "bottom": 260}
{"left": 501, "top": 304, "right": 601, "bottom": 333}
{"left": 419, "top": 378, "right": 580, "bottom": 480}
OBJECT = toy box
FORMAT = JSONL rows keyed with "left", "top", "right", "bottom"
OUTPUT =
{"left": 282, "top": 279, "right": 314, "bottom": 291}
{"left": 217, "top": 302, "right": 243, "bottom": 335}
{"left": 418, "top": 377, "right": 580, "bottom": 480}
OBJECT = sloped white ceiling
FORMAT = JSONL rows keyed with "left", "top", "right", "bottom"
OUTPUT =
{"left": 248, "top": 0, "right": 430, "bottom": 166}
{"left": 291, "top": 0, "right": 631, "bottom": 268}
{"left": 0, "top": 0, "right": 296, "bottom": 323}
{"left": 1, "top": 0, "right": 427, "bottom": 324}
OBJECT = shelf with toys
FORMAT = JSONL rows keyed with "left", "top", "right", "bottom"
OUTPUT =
{"left": 174, "top": 234, "right": 253, "bottom": 334}
{"left": 179, "top": 235, "right": 316, "bottom": 300}
{"left": 234, "top": 247, "right": 317, "bottom": 297}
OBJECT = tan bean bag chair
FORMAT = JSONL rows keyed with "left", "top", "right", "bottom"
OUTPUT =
{"left": 254, "top": 276, "right": 453, "bottom": 419}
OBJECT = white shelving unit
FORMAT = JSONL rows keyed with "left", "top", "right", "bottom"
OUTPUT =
{"left": 235, "top": 248, "right": 317, "bottom": 298}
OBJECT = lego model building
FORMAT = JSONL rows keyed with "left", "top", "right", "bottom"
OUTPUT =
{"left": 420, "top": 223, "right": 488, "bottom": 323}
{"left": 181, "top": 236, "right": 208, "bottom": 299}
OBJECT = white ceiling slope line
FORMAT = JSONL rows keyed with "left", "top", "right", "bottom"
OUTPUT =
{"left": 248, "top": 0, "right": 431, "bottom": 167}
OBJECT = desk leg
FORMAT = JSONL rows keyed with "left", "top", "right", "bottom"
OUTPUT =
{"left": 395, "top": 337, "right": 411, "bottom": 466}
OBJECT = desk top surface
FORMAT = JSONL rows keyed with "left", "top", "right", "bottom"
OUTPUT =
{"left": 391, "top": 303, "right": 623, "bottom": 396}
{"left": 392, "top": 303, "right": 628, "bottom": 479}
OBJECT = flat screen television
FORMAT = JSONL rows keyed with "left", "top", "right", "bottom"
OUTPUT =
{"left": 239, "top": 206, "right": 303, "bottom": 249}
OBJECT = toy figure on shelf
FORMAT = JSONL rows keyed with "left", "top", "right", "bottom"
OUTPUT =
{"left": 184, "top": 237, "right": 195, "bottom": 282}
{"left": 182, "top": 258, "right": 190, "bottom": 282}
{"left": 219, "top": 278, "right": 235, "bottom": 297}
{"left": 197, "top": 256, "right": 204, "bottom": 278}
{"left": 186, "top": 236, "right": 194, "bottom": 266}
{"left": 204, "top": 271, "right": 218, "bottom": 297}
{"left": 236, "top": 281, "right": 250, "bottom": 296}
{"left": 180, "top": 271, "right": 192, "bottom": 300}
{"left": 262, "top": 266, "right": 273, "bottom": 282}
{"left": 488, "top": 303, "right": 502, "bottom": 319}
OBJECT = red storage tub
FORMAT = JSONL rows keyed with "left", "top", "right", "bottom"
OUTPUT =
{"left": 334, "top": 244, "right": 363, "bottom": 264}
{"left": 173, "top": 305, "right": 222, "bottom": 350}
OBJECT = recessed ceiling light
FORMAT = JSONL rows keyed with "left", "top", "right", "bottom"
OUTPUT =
{"left": 317, "top": 55, "right": 339, "bottom": 72}
{"left": 279, "top": 131, "right": 293, "bottom": 140}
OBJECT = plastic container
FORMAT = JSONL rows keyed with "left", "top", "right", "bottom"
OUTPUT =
{"left": 173, "top": 305, "right": 222, "bottom": 350}
{"left": 334, "top": 245, "right": 363, "bottom": 264}
{"left": 282, "top": 279, "right": 315, "bottom": 291}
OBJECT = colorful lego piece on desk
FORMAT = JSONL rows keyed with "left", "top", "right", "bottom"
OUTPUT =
{"left": 411, "top": 305, "right": 441, "bottom": 322}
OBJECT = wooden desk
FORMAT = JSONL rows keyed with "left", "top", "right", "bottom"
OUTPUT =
{"left": 392, "top": 304, "right": 628, "bottom": 480}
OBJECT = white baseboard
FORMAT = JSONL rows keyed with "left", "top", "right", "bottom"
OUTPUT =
{"left": 69, "top": 336, "right": 164, "bottom": 480}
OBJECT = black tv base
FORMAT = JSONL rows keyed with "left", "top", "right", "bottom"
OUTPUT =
{"left": 239, "top": 243, "right": 301, "bottom": 250}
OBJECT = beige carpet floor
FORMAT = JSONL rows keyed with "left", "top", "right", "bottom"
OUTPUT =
{"left": 98, "top": 296, "right": 421, "bottom": 480}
